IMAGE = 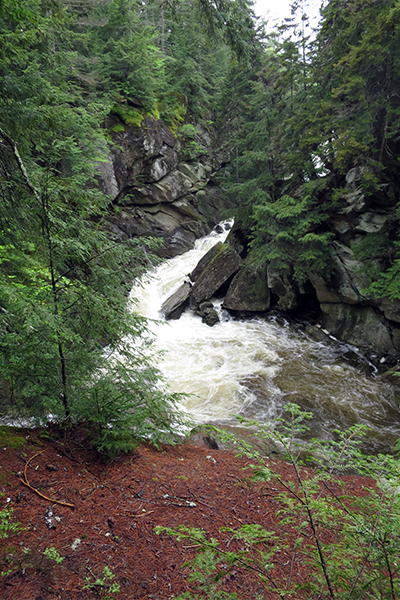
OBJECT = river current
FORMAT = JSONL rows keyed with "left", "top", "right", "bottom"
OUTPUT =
{"left": 129, "top": 223, "right": 400, "bottom": 454}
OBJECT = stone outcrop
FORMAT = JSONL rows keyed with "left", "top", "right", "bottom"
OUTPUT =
{"left": 223, "top": 262, "right": 270, "bottom": 312}
{"left": 160, "top": 240, "right": 242, "bottom": 326}
{"left": 197, "top": 301, "right": 220, "bottom": 326}
{"left": 258, "top": 168, "right": 400, "bottom": 365}
{"left": 190, "top": 243, "right": 243, "bottom": 304}
{"left": 320, "top": 303, "right": 396, "bottom": 360}
{"left": 99, "top": 115, "right": 235, "bottom": 258}
{"left": 98, "top": 113, "right": 400, "bottom": 364}
{"left": 267, "top": 267, "right": 299, "bottom": 311}
{"left": 160, "top": 282, "right": 191, "bottom": 320}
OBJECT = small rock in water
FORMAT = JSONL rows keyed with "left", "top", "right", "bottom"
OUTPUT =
{"left": 202, "top": 309, "right": 219, "bottom": 327}
{"left": 196, "top": 301, "right": 219, "bottom": 326}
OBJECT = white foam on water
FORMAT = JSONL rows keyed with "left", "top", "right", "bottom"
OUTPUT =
{"left": 128, "top": 222, "right": 400, "bottom": 453}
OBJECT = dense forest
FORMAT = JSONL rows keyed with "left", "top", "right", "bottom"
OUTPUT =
{"left": 1, "top": 0, "right": 400, "bottom": 453}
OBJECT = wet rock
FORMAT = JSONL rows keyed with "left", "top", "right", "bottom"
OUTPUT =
{"left": 197, "top": 300, "right": 214, "bottom": 314}
{"left": 380, "top": 298, "right": 400, "bottom": 324}
{"left": 197, "top": 301, "right": 219, "bottom": 326}
{"left": 267, "top": 268, "right": 299, "bottom": 310}
{"left": 305, "top": 325, "right": 332, "bottom": 343}
{"left": 223, "top": 262, "right": 270, "bottom": 312}
{"left": 320, "top": 303, "right": 395, "bottom": 359}
{"left": 190, "top": 243, "right": 242, "bottom": 304}
{"left": 160, "top": 282, "right": 191, "bottom": 319}
{"left": 203, "top": 310, "right": 219, "bottom": 326}
{"left": 190, "top": 243, "right": 223, "bottom": 282}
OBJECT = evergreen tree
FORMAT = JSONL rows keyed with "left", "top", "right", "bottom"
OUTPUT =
{"left": 0, "top": 0, "right": 187, "bottom": 454}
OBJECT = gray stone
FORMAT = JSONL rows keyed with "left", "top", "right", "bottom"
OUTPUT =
{"left": 341, "top": 190, "right": 366, "bottom": 214}
{"left": 190, "top": 243, "right": 223, "bottom": 282}
{"left": 190, "top": 243, "right": 242, "bottom": 304}
{"left": 267, "top": 268, "right": 298, "bottom": 310}
{"left": 380, "top": 298, "right": 400, "bottom": 324}
{"left": 309, "top": 242, "right": 372, "bottom": 305}
{"left": 391, "top": 327, "right": 400, "bottom": 350}
{"left": 196, "top": 301, "right": 220, "bottom": 326}
{"left": 223, "top": 263, "right": 270, "bottom": 312}
{"left": 320, "top": 303, "right": 394, "bottom": 357}
{"left": 202, "top": 309, "right": 219, "bottom": 327}
{"left": 308, "top": 273, "right": 341, "bottom": 304}
{"left": 355, "top": 212, "right": 391, "bottom": 234}
{"left": 129, "top": 169, "right": 195, "bottom": 205}
{"left": 143, "top": 147, "right": 178, "bottom": 183}
{"left": 96, "top": 153, "right": 119, "bottom": 198}
{"left": 160, "top": 282, "right": 191, "bottom": 319}
{"left": 345, "top": 167, "right": 361, "bottom": 186}
{"left": 177, "top": 162, "right": 210, "bottom": 184}
{"left": 97, "top": 116, "right": 235, "bottom": 260}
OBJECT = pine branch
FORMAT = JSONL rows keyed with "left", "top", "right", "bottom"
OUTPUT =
{"left": 0, "top": 127, "right": 41, "bottom": 203}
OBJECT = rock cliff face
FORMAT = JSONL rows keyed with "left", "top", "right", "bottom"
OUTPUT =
{"left": 98, "top": 117, "right": 400, "bottom": 364}
{"left": 98, "top": 115, "right": 234, "bottom": 258}
{"left": 264, "top": 168, "right": 400, "bottom": 366}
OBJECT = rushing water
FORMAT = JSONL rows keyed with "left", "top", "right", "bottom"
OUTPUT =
{"left": 129, "top": 223, "right": 400, "bottom": 454}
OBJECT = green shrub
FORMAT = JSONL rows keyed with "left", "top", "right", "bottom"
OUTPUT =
{"left": 158, "top": 404, "right": 400, "bottom": 599}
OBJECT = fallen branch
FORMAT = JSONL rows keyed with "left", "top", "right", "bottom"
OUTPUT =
{"left": 20, "top": 451, "right": 75, "bottom": 509}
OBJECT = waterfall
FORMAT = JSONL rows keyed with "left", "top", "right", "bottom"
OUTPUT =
{"left": 129, "top": 223, "right": 400, "bottom": 454}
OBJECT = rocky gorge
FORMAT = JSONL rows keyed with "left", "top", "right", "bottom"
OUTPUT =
{"left": 99, "top": 115, "right": 400, "bottom": 369}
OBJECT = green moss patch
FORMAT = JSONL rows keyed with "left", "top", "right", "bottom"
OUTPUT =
{"left": 0, "top": 426, "right": 26, "bottom": 449}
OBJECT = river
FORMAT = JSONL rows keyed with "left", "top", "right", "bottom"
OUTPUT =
{"left": 129, "top": 222, "right": 400, "bottom": 454}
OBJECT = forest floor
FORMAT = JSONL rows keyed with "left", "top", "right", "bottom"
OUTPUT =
{"left": 0, "top": 424, "right": 375, "bottom": 600}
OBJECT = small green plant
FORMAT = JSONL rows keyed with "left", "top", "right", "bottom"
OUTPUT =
{"left": 43, "top": 547, "right": 64, "bottom": 564}
{"left": 178, "top": 124, "right": 206, "bottom": 160}
{"left": 0, "top": 506, "right": 25, "bottom": 578}
{"left": 158, "top": 404, "right": 400, "bottom": 599}
{"left": 156, "top": 524, "right": 281, "bottom": 599}
{"left": 0, "top": 505, "right": 23, "bottom": 539}
{"left": 84, "top": 565, "right": 120, "bottom": 597}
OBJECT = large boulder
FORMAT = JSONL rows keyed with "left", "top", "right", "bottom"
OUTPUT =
{"left": 308, "top": 239, "right": 382, "bottom": 306}
{"left": 159, "top": 242, "right": 242, "bottom": 322}
{"left": 223, "top": 263, "right": 270, "bottom": 312}
{"left": 160, "top": 282, "right": 192, "bottom": 319}
{"left": 267, "top": 267, "right": 299, "bottom": 310}
{"left": 320, "top": 303, "right": 395, "bottom": 360}
{"left": 379, "top": 298, "right": 400, "bottom": 324}
{"left": 190, "top": 243, "right": 243, "bottom": 304}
